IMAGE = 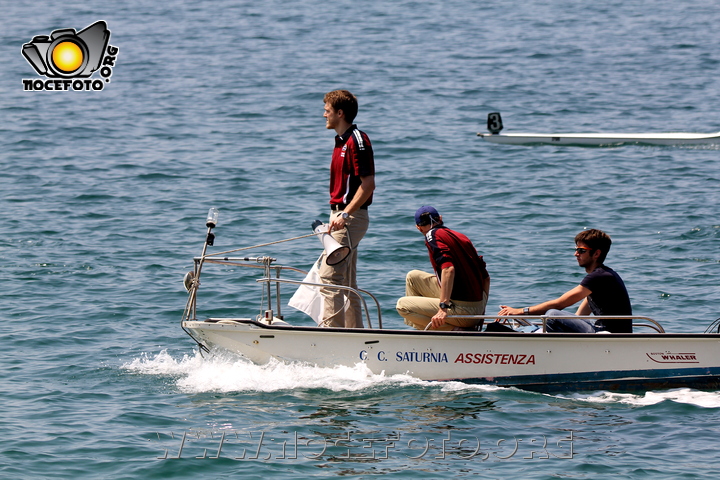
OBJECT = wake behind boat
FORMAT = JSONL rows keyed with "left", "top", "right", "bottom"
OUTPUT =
{"left": 181, "top": 210, "right": 720, "bottom": 393}
{"left": 477, "top": 112, "right": 720, "bottom": 146}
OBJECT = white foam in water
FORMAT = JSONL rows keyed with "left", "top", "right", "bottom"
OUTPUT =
{"left": 122, "top": 349, "right": 507, "bottom": 394}
{"left": 124, "top": 351, "right": 719, "bottom": 405}
{"left": 565, "top": 389, "right": 720, "bottom": 408}
{"left": 123, "top": 349, "right": 429, "bottom": 394}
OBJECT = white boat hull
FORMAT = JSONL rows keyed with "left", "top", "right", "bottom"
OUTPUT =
{"left": 477, "top": 131, "right": 720, "bottom": 146}
{"left": 183, "top": 319, "right": 720, "bottom": 392}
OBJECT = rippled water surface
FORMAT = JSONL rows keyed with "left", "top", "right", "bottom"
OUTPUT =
{"left": 1, "top": 0, "right": 719, "bottom": 478}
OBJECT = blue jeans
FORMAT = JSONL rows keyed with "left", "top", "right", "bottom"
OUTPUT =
{"left": 544, "top": 309, "right": 605, "bottom": 333}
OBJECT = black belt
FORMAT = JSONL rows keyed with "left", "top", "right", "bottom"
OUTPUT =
{"left": 331, "top": 204, "right": 368, "bottom": 211}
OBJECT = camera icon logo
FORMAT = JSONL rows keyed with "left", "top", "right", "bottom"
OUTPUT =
{"left": 22, "top": 21, "right": 110, "bottom": 78}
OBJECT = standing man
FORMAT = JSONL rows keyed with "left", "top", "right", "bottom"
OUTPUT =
{"left": 397, "top": 206, "right": 490, "bottom": 331}
{"left": 497, "top": 229, "right": 632, "bottom": 333}
{"left": 319, "top": 89, "right": 375, "bottom": 328}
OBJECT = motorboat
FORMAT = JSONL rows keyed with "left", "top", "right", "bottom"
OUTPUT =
{"left": 477, "top": 113, "right": 720, "bottom": 146}
{"left": 181, "top": 210, "right": 720, "bottom": 393}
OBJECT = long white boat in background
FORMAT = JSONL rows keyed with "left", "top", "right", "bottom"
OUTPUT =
{"left": 181, "top": 210, "right": 720, "bottom": 393}
{"left": 477, "top": 112, "right": 720, "bottom": 146}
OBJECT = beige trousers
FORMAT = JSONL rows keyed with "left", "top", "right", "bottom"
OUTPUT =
{"left": 317, "top": 209, "right": 369, "bottom": 328}
{"left": 396, "top": 270, "right": 487, "bottom": 331}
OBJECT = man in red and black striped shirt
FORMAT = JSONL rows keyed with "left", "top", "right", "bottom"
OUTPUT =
{"left": 319, "top": 90, "right": 375, "bottom": 328}
{"left": 397, "top": 206, "right": 490, "bottom": 331}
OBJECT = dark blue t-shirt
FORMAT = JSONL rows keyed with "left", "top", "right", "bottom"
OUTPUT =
{"left": 580, "top": 265, "right": 632, "bottom": 332}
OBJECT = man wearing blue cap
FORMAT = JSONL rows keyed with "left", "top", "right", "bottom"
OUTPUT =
{"left": 396, "top": 206, "right": 490, "bottom": 331}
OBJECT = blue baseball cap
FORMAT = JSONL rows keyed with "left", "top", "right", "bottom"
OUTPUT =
{"left": 415, "top": 205, "right": 440, "bottom": 226}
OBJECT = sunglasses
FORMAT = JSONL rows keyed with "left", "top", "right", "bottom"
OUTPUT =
{"left": 416, "top": 212, "right": 436, "bottom": 227}
{"left": 574, "top": 247, "right": 593, "bottom": 254}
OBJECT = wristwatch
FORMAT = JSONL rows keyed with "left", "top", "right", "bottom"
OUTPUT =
{"left": 340, "top": 211, "right": 349, "bottom": 220}
{"left": 523, "top": 307, "right": 531, "bottom": 314}
{"left": 439, "top": 302, "right": 454, "bottom": 310}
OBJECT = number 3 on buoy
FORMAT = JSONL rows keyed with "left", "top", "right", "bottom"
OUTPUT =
{"left": 487, "top": 112, "right": 503, "bottom": 134}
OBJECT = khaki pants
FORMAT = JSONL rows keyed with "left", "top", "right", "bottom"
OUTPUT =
{"left": 396, "top": 270, "right": 487, "bottom": 331}
{"left": 318, "top": 209, "right": 369, "bottom": 328}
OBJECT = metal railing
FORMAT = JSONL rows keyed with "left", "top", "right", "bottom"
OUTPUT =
{"left": 180, "top": 237, "right": 663, "bottom": 335}
{"left": 491, "top": 314, "right": 665, "bottom": 333}
{"left": 184, "top": 255, "right": 383, "bottom": 329}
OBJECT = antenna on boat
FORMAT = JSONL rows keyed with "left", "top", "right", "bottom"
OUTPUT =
{"left": 205, "top": 207, "right": 219, "bottom": 246}
{"left": 183, "top": 207, "right": 219, "bottom": 294}
{"left": 311, "top": 219, "right": 351, "bottom": 265}
{"left": 181, "top": 208, "right": 221, "bottom": 336}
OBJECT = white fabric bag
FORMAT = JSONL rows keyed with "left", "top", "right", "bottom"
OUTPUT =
{"left": 288, "top": 257, "right": 325, "bottom": 325}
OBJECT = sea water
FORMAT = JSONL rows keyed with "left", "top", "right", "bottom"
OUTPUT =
{"left": 1, "top": 0, "right": 719, "bottom": 478}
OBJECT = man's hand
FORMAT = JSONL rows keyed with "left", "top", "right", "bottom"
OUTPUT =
{"left": 430, "top": 308, "right": 448, "bottom": 329}
{"left": 329, "top": 214, "right": 347, "bottom": 232}
{"left": 498, "top": 305, "right": 523, "bottom": 316}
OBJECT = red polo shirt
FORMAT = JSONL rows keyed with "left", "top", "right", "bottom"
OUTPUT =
{"left": 329, "top": 125, "right": 375, "bottom": 207}
{"left": 424, "top": 226, "right": 489, "bottom": 302}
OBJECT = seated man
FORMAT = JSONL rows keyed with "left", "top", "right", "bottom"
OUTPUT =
{"left": 396, "top": 206, "right": 490, "bottom": 331}
{"left": 498, "top": 229, "right": 632, "bottom": 333}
